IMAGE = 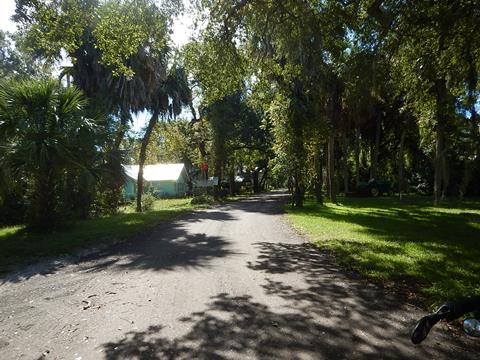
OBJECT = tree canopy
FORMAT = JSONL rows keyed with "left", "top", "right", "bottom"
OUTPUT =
{"left": 182, "top": 0, "right": 480, "bottom": 206}
{"left": 1, "top": 0, "right": 479, "bottom": 231}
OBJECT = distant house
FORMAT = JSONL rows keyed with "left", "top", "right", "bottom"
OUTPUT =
{"left": 193, "top": 176, "right": 219, "bottom": 188}
{"left": 123, "top": 163, "right": 189, "bottom": 199}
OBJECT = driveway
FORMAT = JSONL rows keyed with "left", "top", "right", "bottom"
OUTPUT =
{"left": 0, "top": 192, "right": 478, "bottom": 359}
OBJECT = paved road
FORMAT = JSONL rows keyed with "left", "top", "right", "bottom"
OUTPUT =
{"left": 0, "top": 193, "right": 478, "bottom": 359}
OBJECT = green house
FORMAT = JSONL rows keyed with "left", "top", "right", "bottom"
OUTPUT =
{"left": 123, "top": 163, "right": 189, "bottom": 199}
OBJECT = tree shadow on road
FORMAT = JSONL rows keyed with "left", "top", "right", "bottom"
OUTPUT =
{"left": 101, "top": 242, "right": 479, "bottom": 360}
{"left": 102, "top": 293, "right": 345, "bottom": 360}
{"left": 101, "top": 291, "right": 474, "bottom": 360}
{"left": 221, "top": 192, "right": 290, "bottom": 215}
{"left": 0, "top": 210, "right": 238, "bottom": 284}
{"left": 0, "top": 192, "right": 288, "bottom": 284}
{"left": 81, "top": 230, "right": 237, "bottom": 274}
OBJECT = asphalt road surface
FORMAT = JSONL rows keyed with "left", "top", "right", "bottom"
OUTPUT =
{"left": 0, "top": 193, "right": 478, "bottom": 359}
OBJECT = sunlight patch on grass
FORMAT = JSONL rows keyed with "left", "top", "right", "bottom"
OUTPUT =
{"left": 286, "top": 197, "right": 480, "bottom": 306}
{"left": 0, "top": 225, "right": 25, "bottom": 237}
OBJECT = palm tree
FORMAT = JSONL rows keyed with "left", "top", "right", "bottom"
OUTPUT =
{"left": 0, "top": 79, "right": 96, "bottom": 230}
{"left": 62, "top": 29, "right": 185, "bottom": 213}
{"left": 135, "top": 65, "right": 192, "bottom": 212}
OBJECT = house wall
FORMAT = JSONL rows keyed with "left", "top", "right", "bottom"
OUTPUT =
{"left": 124, "top": 178, "right": 136, "bottom": 199}
{"left": 149, "top": 181, "right": 176, "bottom": 196}
{"left": 149, "top": 179, "right": 188, "bottom": 197}
{"left": 123, "top": 167, "right": 189, "bottom": 198}
{"left": 177, "top": 168, "right": 189, "bottom": 195}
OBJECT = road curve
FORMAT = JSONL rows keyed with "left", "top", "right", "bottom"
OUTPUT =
{"left": 0, "top": 192, "right": 478, "bottom": 359}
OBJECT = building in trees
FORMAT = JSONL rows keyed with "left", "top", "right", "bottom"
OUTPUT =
{"left": 123, "top": 164, "right": 189, "bottom": 199}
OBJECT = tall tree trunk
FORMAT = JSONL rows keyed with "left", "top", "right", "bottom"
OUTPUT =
{"left": 114, "top": 110, "right": 131, "bottom": 150}
{"left": 459, "top": 166, "right": 472, "bottom": 200}
{"left": 198, "top": 140, "right": 208, "bottom": 196}
{"left": 287, "top": 177, "right": 293, "bottom": 198}
{"left": 314, "top": 142, "right": 323, "bottom": 203}
{"left": 213, "top": 156, "right": 222, "bottom": 199}
{"left": 291, "top": 128, "right": 305, "bottom": 207}
{"left": 198, "top": 140, "right": 207, "bottom": 159}
{"left": 434, "top": 6, "right": 449, "bottom": 206}
{"left": 342, "top": 130, "right": 349, "bottom": 194}
{"left": 289, "top": 78, "right": 306, "bottom": 207}
{"left": 229, "top": 170, "right": 235, "bottom": 196}
{"left": 260, "top": 167, "right": 269, "bottom": 191}
{"left": 441, "top": 154, "right": 449, "bottom": 200}
{"left": 327, "top": 78, "right": 341, "bottom": 203}
{"left": 293, "top": 172, "right": 304, "bottom": 207}
{"left": 136, "top": 110, "right": 159, "bottom": 212}
{"left": 189, "top": 102, "right": 198, "bottom": 123}
{"left": 253, "top": 170, "right": 260, "bottom": 194}
{"left": 434, "top": 77, "right": 448, "bottom": 206}
{"left": 327, "top": 134, "right": 336, "bottom": 203}
{"left": 398, "top": 129, "right": 406, "bottom": 200}
{"left": 325, "top": 141, "right": 330, "bottom": 199}
{"left": 370, "top": 115, "right": 381, "bottom": 180}
{"left": 354, "top": 126, "right": 360, "bottom": 186}
{"left": 433, "top": 124, "right": 445, "bottom": 206}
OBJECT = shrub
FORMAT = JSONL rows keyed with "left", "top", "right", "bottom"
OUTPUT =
{"left": 141, "top": 193, "right": 156, "bottom": 211}
{"left": 190, "top": 194, "right": 216, "bottom": 205}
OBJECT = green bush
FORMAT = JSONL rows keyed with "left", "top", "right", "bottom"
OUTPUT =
{"left": 141, "top": 193, "right": 156, "bottom": 211}
{"left": 190, "top": 194, "right": 216, "bottom": 205}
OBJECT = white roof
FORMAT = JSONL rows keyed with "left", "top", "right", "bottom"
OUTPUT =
{"left": 123, "top": 164, "right": 185, "bottom": 182}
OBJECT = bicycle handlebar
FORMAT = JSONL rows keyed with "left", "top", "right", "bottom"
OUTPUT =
{"left": 411, "top": 296, "right": 480, "bottom": 344}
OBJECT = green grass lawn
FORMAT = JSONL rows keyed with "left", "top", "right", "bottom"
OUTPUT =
{"left": 0, "top": 198, "right": 201, "bottom": 271}
{"left": 286, "top": 196, "right": 480, "bottom": 306}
